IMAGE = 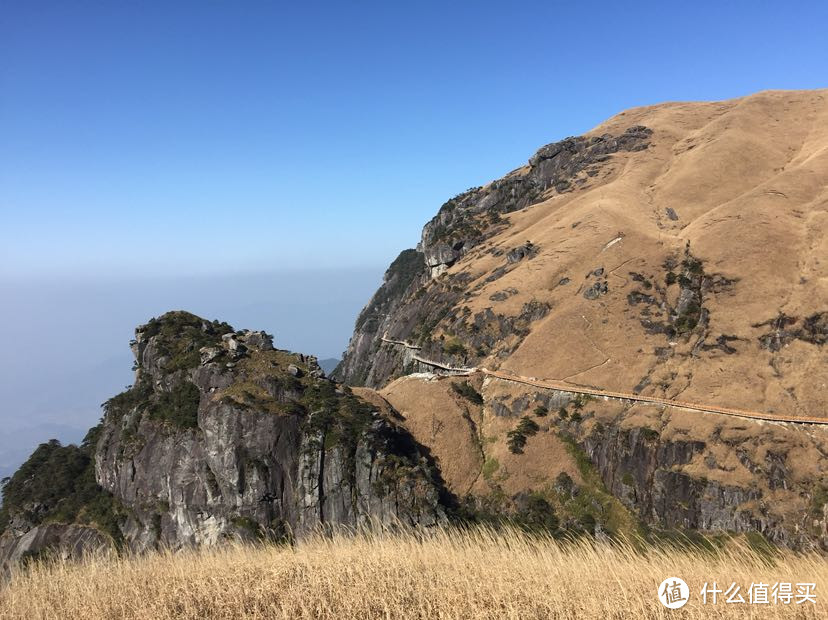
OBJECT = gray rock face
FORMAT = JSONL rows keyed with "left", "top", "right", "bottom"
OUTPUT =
{"left": 91, "top": 312, "right": 446, "bottom": 552}
{"left": 755, "top": 312, "right": 828, "bottom": 351}
{"left": 333, "top": 249, "right": 428, "bottom": 386}
{"left": 0, "top": 524, "right": 112, "bottom": 580}
{"left": 418, "top": 126, "right": 653, "bottom": 278}
{"left": 295, "top": 418, "right": 444, "bottom": 537}
{"left": 580, "top": 424, "right": 822, "bottom": 549}
{"left": 238, "top": 330, "right": 274, "bottom": 351}
{"left": 506, "top": 242, "right": 538, "bottom": 264}
{"left": 583, "top": 281, "right": 608, "bottom": 300}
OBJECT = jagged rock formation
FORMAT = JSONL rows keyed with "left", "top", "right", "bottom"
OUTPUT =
{"left": 1, "top": 312, "right": 445, "bottom": 569}
{"left": 334, "top": 126, "right": 653, "bottom": 388}
{"left": 335, "top": 89, "right": 828, "bottom": 549}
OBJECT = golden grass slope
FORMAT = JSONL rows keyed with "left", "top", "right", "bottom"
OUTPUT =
{"left": 2, "top": 526, "right": 826, "bottom": 619}
{"left": 361, "top": 91, "right": 828, "bottom": 547}
{"left": 446, "top": 89, "right": 828, "bottom": 417}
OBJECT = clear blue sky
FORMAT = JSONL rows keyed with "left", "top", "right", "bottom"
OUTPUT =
{"left": 2, "top": 1, "right": 827, "bottom": 278}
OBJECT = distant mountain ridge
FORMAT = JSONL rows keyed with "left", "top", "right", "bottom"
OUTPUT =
{"left": 317, "top": 358, "right": 340, "bottom": 375}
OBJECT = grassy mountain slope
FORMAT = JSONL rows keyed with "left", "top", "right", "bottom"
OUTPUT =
{"left": 337, "top": 90, "right": 828, "bottom": 549}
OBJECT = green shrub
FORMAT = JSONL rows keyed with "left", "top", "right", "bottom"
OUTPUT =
{"left": 518, "top": 417, "right": 540, "bottom": 434}
{"left": 534, "top": 405, "right": 548, "bottom": 417}
{"left": 451, "top": 381, "right": 483, "bottom": 405}
{"left": 683, "top": 257, "right": 704, "bottom": 275}
{"left": 507, "top": 417, "right": 540, "bottom": 454}
{"left": 354, "top": 250, "right": 425, "bottom": 333}
{"left": 516, "top": 493, "right": 559, "bottom": 533}
{"left": 103, "top": 379, "right": 153, "bottom": 423}
{"left": 571, "top": 395, "right": 593, "bottom": 411}
{"left": 674, "top": 302, "right": 701, "bottom": 333}
{"left": 481, "top": 458, "right": 500, "bottom": 480}
{"left": 554, "top": 472, "right": 575, "bottom": 499}
{"left": 0, "top": 437, "right": 124, "bottom": 545}
{"left": 639, "top": 427, "right": 660, "bottom": 441}
{"left": 141, "top": 312, "right": 234, "bottom": 372}
{"left": 809, "top": 485, "right": 828, "bottom": 517}
{"left": 147, "top": 380, "right": 201, "bottom": 429}
{"left": 443, "top": 337, "right": 467, "bottom": 356}
{"left": 579, "top": 512, "right": 597, "bottom": 533}
{"left": 231, "top": 515, "right": 264, "bottom": 539}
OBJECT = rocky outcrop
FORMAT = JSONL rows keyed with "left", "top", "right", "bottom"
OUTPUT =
{"left": 334, "top": 126, "right": 652, "bottom": 387}
{"left": 94, "top": 311, "right": 445, "bottom": 550}
{"left": 418, "top": 126, "right": 652, "bottom": 277}
{"left": 333, "top": 250, "right": 427, "bottom": 386}
{"left": 469, "top": 382, "right": 828, "bottom": 550}
{"left": 0, "top": 524, "right": 112, "bottom": 580}
{"left": 755, "top": 312, "right": 828, "bottom": 351}
{"left": 579, "top": 422, "right": 826, "bottom": 549}
{"left": 0, "top": 312, "right": 446, "bottom": 565}
{"left": 295, "top": 416, "right": 444, "bottom": 537}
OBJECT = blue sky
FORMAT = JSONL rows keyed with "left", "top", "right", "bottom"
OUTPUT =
{"left": 0, "top": 2, "right": 827, "bottom": 470}
{"left": 3, "top": 1, "right": 827, "bottom": 278}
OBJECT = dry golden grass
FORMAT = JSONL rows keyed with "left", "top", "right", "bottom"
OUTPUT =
{"left": 1, "top": 527, "right": 826, "bottom": 619}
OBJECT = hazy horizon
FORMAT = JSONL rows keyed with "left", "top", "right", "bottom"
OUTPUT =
{"left": 0, "top": 266, "right": 383, "bottom": 479}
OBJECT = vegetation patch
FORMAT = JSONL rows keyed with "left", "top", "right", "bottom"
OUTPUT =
{"left": 451, "top": 381, "right": 483, "bottom": 405}
{"left": 809, "top": 484, "right": 828, "bottom": 518}
{"left": 513, "top": 492, "right": 559, "bottom": 533}
{"left": 147, "top": 380, "right": 201, "bottom": 429}
{"left": 639, "top": 427, "right": 660, "bottom": 441}
{"left": 558, "top": 433, "right": 640, "bottom": 538}
{"left": 354, "top": 249, "right": 425, "bottom": 333}
{"left": 231, "top": 515, "right": 264, "bottom": 539}
{"left": 140, "top": 311, "right": 233, "bottom": 372}
{"left": 103, "top": 379, "right": 153, "bottom": 425}
{"left": 570, "top": 394, "right": 593, "bottom": 411}
{"left": 674, "top": 302, "right": 701, "bottom": 334}
{"left": 507, "top": 417, "right": 540, "bottom": 454}
{"left": 0, "top": 430, "right": 125, "bottom": 546}
{"left": 481, "top": 458, "right": 500, "bottom": 480}
{"left": 442, "top": 336, "right": 467, "bottom": 357}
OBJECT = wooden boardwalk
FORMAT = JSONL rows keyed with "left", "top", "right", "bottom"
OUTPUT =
{"left": 480, "top": 369, "right": 828, "bottom": 426}
{"left": 379, "top": 335, "right": 828, "bottom": 426}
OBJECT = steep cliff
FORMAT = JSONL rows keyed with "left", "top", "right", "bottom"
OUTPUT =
{"left": 334, "top": 125, "right": 654, "bottom": 388}
{"left": 1, "top": 311, "right": 446, "bottom": 567}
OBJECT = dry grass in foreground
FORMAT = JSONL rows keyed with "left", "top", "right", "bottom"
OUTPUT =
{"left": 1, "top": 527, "right": 826, "bottom": 619}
